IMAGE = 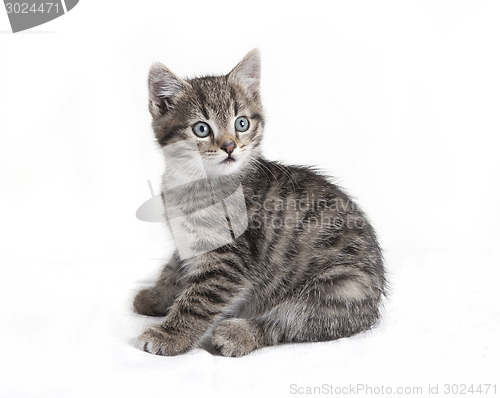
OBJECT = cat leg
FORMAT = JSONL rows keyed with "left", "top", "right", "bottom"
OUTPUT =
{"left": 133, "top": 253, "right": 184, "bottom": 316}
{"left": 212, "top": 270, "right": 383, "bottom": 357}
{"left": 211, "top": 317, "right": 266, "bottom": 357}
{"left": 137, "top": 254, "right": 246, "bottom": 356}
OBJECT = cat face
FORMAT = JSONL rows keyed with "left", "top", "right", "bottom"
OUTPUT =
{"left": 148, "top": 50, "right": 264, "bottom": 178}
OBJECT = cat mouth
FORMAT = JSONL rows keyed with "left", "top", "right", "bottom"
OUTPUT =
{"left": 221, "top": 157, "right": 236, "bottom": 164}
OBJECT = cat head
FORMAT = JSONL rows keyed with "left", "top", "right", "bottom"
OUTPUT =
{"left": 148, "top": 49, "right": 264, "bottom": 179}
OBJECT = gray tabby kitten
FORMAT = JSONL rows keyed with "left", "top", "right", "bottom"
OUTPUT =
{"left": 134, "top": 49, "right": 386, "bottom": 357}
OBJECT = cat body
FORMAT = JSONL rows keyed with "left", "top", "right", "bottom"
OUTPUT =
{"left": 134, "top": 50, "right": 386, "bottom": 357}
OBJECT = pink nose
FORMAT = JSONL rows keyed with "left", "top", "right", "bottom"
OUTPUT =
{"left": 221, "top": 141, "right": 236, "bottom": 155}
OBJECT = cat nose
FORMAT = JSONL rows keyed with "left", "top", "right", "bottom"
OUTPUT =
{"left": 221, "top": 141, "right": 236, "bottom": 155}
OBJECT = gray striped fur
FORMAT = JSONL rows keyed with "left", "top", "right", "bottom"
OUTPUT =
{"left": 134, "top": 49, "right": 387, "bottom": 357}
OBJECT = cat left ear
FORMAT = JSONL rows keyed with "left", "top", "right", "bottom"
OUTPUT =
{"left": 228, "top": 49, "right": 261, "bottom": 96}
{"left": 148, "top": 62, "right": 190, "bottom": 118}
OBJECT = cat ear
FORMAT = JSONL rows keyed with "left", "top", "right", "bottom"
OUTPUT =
{"left": 148, "top": 62, "right": 190, "bottom": 117}
{"left": 228, "top": 49, "right": 261, "bottom": 96}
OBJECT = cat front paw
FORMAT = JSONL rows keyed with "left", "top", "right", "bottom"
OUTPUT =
{"left": 211, "top": 318, "right": 261, "bottom": 357}
{"left": 136, "top": 325, "right": 191, "bottom": 356}
{"left": 133, "top": 288, "right": 171, "bottom": 317}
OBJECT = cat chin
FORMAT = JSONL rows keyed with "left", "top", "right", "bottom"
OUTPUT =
{"left": 204, "top": 160, "right": 244, "bottom": 178}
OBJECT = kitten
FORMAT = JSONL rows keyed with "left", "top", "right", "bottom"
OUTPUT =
{"left": 134, "top": 49, "right": 387, "bottom": 357}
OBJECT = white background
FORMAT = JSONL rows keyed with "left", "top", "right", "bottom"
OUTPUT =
{"left": 1, "top": 1, "right": 499, "bottom": 397}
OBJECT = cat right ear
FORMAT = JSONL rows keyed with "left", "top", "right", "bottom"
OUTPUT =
{"left": 228, "top": 49, "right": 261, "bottom": 96}
{"left": 148, "top": 63, "right": 190, "bottom": 118}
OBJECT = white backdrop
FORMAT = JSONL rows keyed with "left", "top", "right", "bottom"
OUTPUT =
{"left": 1, "top": 1, "right": 499, "bottom": 397}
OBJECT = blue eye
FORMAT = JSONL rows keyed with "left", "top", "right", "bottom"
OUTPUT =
{"left": 235, "top": 116, "right": 250, "bottom": 132}
{"left": 192, "top": 122, "right": 211, "bottom": 138}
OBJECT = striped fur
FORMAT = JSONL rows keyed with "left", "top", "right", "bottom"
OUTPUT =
{"left": 134, "top": 50, "right": 387, "bottom": 357}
